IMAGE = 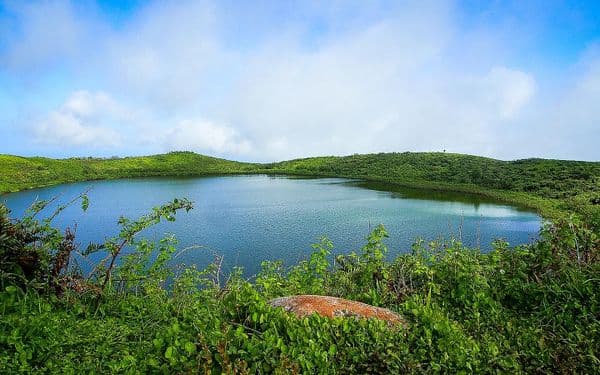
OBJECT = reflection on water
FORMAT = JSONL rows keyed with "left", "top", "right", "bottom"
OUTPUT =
{"left": 351, "top": 180, "right": 536, "bottom": 212}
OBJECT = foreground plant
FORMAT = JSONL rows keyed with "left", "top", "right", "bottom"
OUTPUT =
{"left": 0, "top": 195, "right": 192, "bottom": 295}
{"left": 0, "top": 197, "right": 598, "bottom": 373}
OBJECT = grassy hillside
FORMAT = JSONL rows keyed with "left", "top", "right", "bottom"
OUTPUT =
{"left": 0, "top": 151, "right": 259, "bottom": 193}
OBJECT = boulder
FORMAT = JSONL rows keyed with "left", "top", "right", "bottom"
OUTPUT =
{"left": 269, "top": 295, "right": 406, "bottom": 326}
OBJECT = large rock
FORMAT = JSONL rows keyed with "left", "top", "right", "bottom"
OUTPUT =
{"left": 269, "top": 295, "right": 406, "bottom": 326}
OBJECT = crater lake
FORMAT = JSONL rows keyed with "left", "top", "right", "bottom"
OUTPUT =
{"left": 1, "top": 175, "right": 541, "bottom": 276}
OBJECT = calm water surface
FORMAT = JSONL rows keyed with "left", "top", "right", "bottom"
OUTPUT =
{"left": 1, "top": 175, "right": 541, "bottom": 276}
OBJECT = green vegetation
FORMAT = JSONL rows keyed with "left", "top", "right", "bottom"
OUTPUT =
{"left": 0, "top": 197, "right": 598, "bottom": 373}
{"left": 1, "top": 151, "right": 599, "bottom": 373}
{"left": 268, "top": 153, "right": 599, "bottom": 200}
{"left": 0, "top": 152, "right": 258, "bottom": 193}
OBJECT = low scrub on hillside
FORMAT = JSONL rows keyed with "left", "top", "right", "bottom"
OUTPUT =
{"left": 0, "top": 152, "right": 259, "bottom": 193}
{"left": 1, "top": 197, "right": 598, "bottom": 373}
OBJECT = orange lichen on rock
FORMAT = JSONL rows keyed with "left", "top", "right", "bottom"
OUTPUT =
{"left": 269, "top": 295, "right": 406, "bottom": 326}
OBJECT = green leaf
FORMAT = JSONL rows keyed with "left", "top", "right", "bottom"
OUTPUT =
{"left": 329, "top": 344, "right": 337, "bottom": 355}
{"left": 184, "top": 342, "right": 196, "bottom": 355}
{"left": 164, "top": 346, "right": 175, "bottom": 360}
{"left": 152, "top": 338, "right": 163, "bottom": 348}
{"left": 5, "top": 286, "right": 18, "bottom": 294}
{"left": 81, "top": 194, "right": 89, "bottom": 212}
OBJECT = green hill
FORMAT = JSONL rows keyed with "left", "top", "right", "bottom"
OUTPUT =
{"left": 266, "top": 152, "right": 600, "bottom": 199}
{"left": 0, "top": 151, "right": 259, "bottom": 193}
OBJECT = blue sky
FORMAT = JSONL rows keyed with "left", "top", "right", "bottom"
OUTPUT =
{"left": 0, "top": 0, "right": 599, "bottom": 161}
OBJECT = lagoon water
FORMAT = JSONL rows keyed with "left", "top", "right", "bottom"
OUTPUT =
{"left": 1, "top": 175, "right": 541, "bottom": 276}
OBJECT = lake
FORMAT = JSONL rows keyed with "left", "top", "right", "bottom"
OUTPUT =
{"left": 1, "top": 175, "right": 541, "bottom": 276}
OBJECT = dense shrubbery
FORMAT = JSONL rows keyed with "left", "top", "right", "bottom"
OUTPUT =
{"left": 1, "top": 197, "right": 598, "bottom": 373}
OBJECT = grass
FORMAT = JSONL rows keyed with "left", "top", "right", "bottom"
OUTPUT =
{"left": 0, "top": 152, "right": 259, "bottom": 193}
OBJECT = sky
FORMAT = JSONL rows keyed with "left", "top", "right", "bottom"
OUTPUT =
{"left": 0, "top": 0, "right": 599, "bottom": 162}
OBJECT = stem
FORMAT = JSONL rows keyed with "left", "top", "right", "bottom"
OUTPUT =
{"left": 101, "top": 238, "right": 128, "bottom": 292}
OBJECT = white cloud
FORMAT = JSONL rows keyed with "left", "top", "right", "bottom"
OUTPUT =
{"left": 1, "top": 1, "right": 93, "bottom": 70}
{"left": 33, "top": 90, "right": 124, "bottom": 147}
{"left": 223, "top": 4, "right": 456, "bottom": 159}
{"left": 537, "top": 53, "right": 600, "bottom": 160}
{"left": 35, "top": 111, "right": 120, "bottom": 147}
{"left": 224, "top": 12, "right": 536, "bottom": 159}
{"left": 164, "top": 119, "right": 252, "bottom": 155}
{"left": 484, "top": 67, "right": 536, "bottom": 119}
{"left": 103, "top": 0, "right": 226, "bottom": 110}
{"left": 62, "top": 90, "right": 125, "bottom": 118}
